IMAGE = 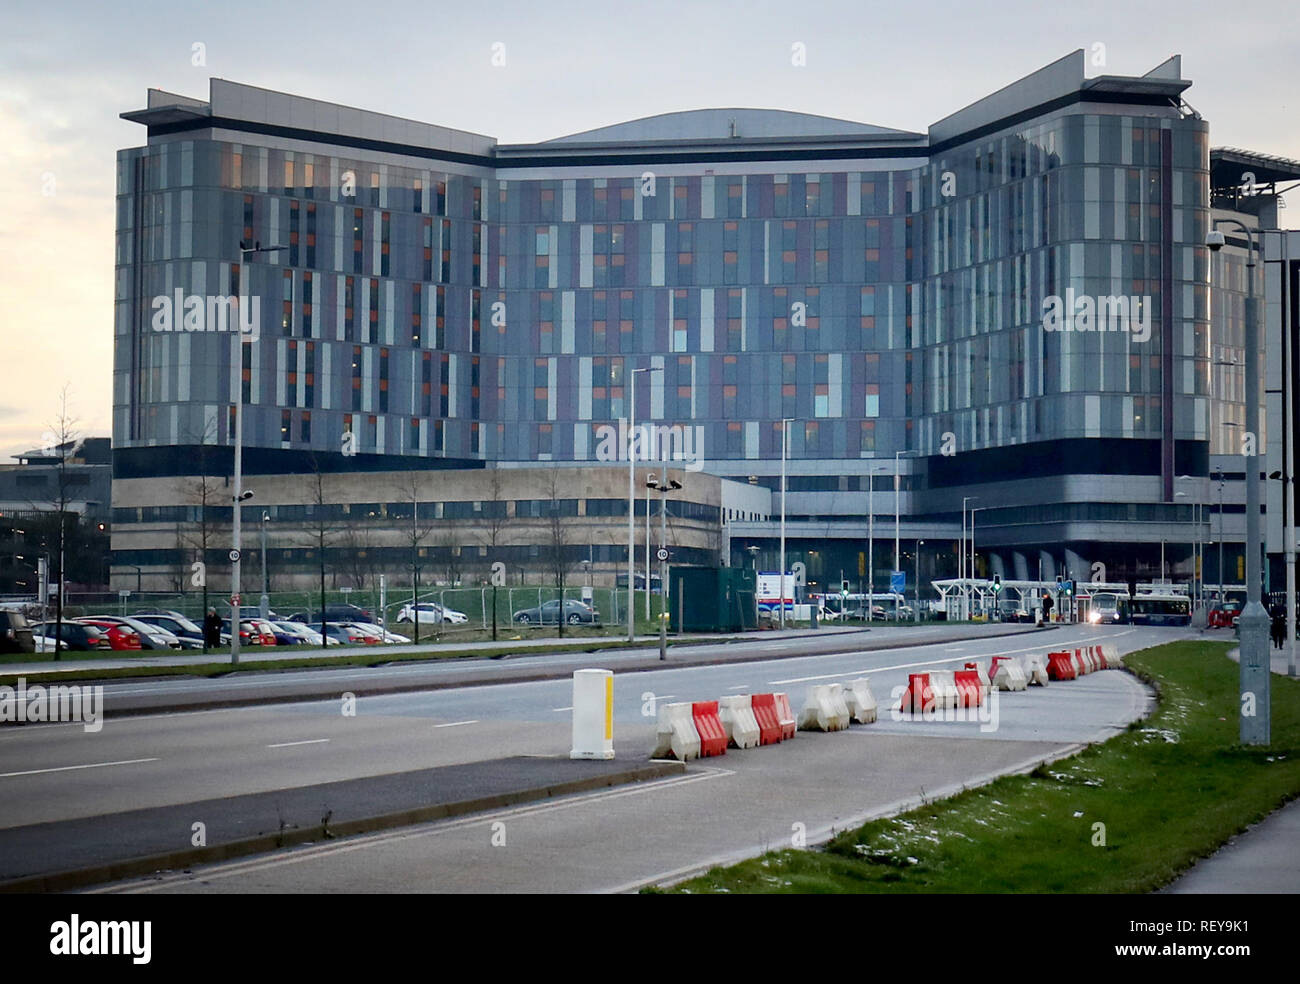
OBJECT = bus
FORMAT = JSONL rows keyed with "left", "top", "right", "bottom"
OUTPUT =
{"left": 1129, "top": 594, "right": 1191, "bottom": 627}
{"left": 1088, "top": 592, "right": 1128, "bottom": 625}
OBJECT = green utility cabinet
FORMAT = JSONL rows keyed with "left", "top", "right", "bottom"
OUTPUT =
{"left": 669, "top": 566, "right": 757, "bottom": 632}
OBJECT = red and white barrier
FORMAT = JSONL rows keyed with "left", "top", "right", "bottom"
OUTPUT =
{"left": 651, "top": 702, "right": 701, "bottom": 761}
{"left": 964, "top": 661, "right": 992, "bottom": 692}
{"left": 718, "top": 694, "right": 760, "bottom": 749}
{"left": 843, "top": 678, "right": 878, "bottom": 724}
{"left": 1047, "top": 651, "right": 1077, "bottom": 681}
{"left": 750, "top": 693, "right": 784, "bottom": 745}
{"left": 953, "top": 669, "right": 985, "bottom": 707}
{"left": 899, "top": 673, "right": 935, "bottom": 713}
{"left": 692, "top": 701, "right": 728, "bottom": 757}
{"left": 773, "top": 692, "right": 798, "bottom": 739}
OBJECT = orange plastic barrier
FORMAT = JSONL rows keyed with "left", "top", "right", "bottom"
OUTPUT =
{"left": 954, "top": 669, "right": 985, "bottom": 707}
{"left": 692, "top": 701, "right": 728, "bottom": 758}
{"left": 750, "top": 693, "right": 784, "bottom": 746}
{"left": 1093, "top": 644, "right": 1108, "bottom": 670}
{"left": 773, "top": 692, "right": 797, "bottom": 739}
{"left": 899, "top": 673, "right": 934, "bottom": 713}
{"left": 1047, "top": 651, "right": 1077, "bottom": 681}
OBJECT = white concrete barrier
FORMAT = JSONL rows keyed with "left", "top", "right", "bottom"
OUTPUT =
{"left": 991, "top": 659, "right": 1027, "bottom": 691}
{"left": 843, "top": 678, "right": 878, "bottom": 724}
{"left": 798, "top": 685, "right": 849, "bottom": 732}
{"left": 651, "top": 702, "right": 701, "bottom": 761}
{"left": 570, "top": 668, "right": 615, "bottom": 760}
{"left": 927, "top": 670, "right": 960, "bottom": 708}
{"left": 718, "top": 694, "right": 761, "bottom": 749}
{"left": 1022, "top": 654, "right": 1050, "bottom": 686}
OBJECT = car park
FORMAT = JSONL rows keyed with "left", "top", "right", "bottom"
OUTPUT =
{"left": 512, "top": 599, "right": 600, "bottom": 625}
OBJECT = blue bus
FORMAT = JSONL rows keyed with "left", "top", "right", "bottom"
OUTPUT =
{"left": 1129, "top": 594, "right": 1191, "bottom": 626}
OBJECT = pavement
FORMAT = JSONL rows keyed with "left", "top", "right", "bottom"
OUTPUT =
{"left": 1159, "top": 640, "right": 1300, "bottom": 893}
{"left": 0, "top": 756, "right": 683, "bottom": 892}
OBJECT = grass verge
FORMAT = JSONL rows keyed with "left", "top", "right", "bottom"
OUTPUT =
{"left": 661, "top": 640, "right": 1300, "bottom": 893}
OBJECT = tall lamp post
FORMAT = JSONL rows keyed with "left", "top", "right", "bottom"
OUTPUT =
{"left": 747, "top": 544, "right": 760, "bottom": 627}
{"left": 961, "top": 495, "right": 979, "bottom": 620}
{"left": 231, "top": 240, "right": 284, "bottom": 666}
{"left": 915, "top": 540, "right": 924, "bottom": 623}
{"left": 259, "top": 510, "right": 270, "bottom": 619}
{"left": 894, "top": 450, "right": 919, "bottom": 619}
{"left": 647, "top": 475, "right": 681, "bottom": 659}
{"left": 626, "top": 365, "right": 661, "bottom": 642}
{"left": 971, "top": 506, "right": 986, "bottom": 619}
{"left": 1209, "top": 220, "right": 1268, "bottom": 745}
{"left": 867, "top": 465, "right": 887, "bottom": 617}
{"left": 779, "top": 418, "right": 797, "bottom": 629}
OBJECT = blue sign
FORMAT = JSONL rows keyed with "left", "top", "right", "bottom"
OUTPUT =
{"left": 890, "top": 570, "right": 905, "bottom": 594}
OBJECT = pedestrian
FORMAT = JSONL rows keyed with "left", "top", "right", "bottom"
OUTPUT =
{"left": 203, "top": 607, "right": 222, "bottom": 649}
{"left": 1270, "top": 607, "right": 1284, "bottom": 649}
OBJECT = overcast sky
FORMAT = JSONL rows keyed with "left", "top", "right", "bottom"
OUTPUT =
{"left": 1, "top": 0, "right": 1296, "bottom": 461}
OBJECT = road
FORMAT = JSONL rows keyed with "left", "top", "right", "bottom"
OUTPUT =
{"left": 0, "top": 621, "right": 1182, "bottom": 892}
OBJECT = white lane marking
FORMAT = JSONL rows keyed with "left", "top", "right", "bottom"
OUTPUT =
{"left": 266, "top": 739, "right": 330, "bottom": 748}
{"left": 550, "top": 706, "right": 573, "bottom": 712}
{"left": 433, "top": 720, "right": 478, "bottom": 729}
{"left": 0, "top": 757, "right": 159, "bottom": 779}
{"left": 767, "top": 630, "right": 1137, "bottom": 685}
{"left": 944, "top": 647, "right": 967, "bottom": 652}
{"left": 101, "top": 766, "right": 734, "bottom": 893}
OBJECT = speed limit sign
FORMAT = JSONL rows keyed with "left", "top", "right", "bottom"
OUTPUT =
{"left": 656, "top": 548, "right": 669, "bottom": 562}
{"left": 229, "top": 549, "right": 241, "bottom": 563}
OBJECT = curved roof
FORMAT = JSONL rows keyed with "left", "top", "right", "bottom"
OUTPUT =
{"left": 543, "top": 108, "right": 921, "bottom": 145}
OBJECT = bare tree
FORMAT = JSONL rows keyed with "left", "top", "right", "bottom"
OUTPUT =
{"left": 396, "top": 471, "right": 435, "bottom": 643}
{"left": 300, "top": 456, "right": 345, "bottom": 649}
{"left": 37, "top": 386, "right": 79, "bottom": 662}
{"left": 540, "top": 467, "right": 575, "bottom": 638}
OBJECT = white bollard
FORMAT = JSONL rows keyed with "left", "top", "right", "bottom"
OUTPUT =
{"left": 570, "top": 668, "right": 615, "bottom": 760}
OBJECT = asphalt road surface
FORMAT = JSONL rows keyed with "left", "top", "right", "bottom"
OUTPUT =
{"left": 0, "top": 621, "right": 1183, "bottom": 893}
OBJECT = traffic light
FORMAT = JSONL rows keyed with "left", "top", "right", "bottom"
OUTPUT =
{"left": 841, "top": 579, "right": 849, "bottom": 595}
{"left": 1055, "top": 574, "right": 1063, "bottom": 593}
{"left": 992, "top": 574, "right": 1002, "bottom": 594}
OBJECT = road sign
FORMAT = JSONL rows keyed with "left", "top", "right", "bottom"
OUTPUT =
{"left": 890, "top": 570, "right": 905, "bottom": 594}
{"left": 229, "top": 549, "right": 240, "bottom": 563}
{"left": 656, "top": 548, "right": 669, "bottom": 562}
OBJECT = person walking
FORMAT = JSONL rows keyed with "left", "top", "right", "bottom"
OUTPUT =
{"left": 203, "top": 608, "right": 223, "bottom": 650}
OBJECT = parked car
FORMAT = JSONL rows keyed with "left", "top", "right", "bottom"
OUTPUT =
{"left": 31, "top": 621, "right": 113, "bottom": 652}
{"left": 0, "top": 610, "right": 36, "bottom": 654}
{"left": 131, "top": 612, "right": 213, "bottom": 649}
{"left": 512, "top": 599, "right": 600, "bottom": 625}
{"left": 79, "top": 615, "right": 182, "bottom": 651}
{"left": 220, "top": 618, "right": 271, "bottom": 646}
{"left": 75, "top": 618, "right": 143, "bottom": 651}
{"left": 338, "top": 621, "right": 385, "bottom": 645}
{"left": 270, "top": 621, "right": 337, "bottom": 646}
{"left": 308, "top": 622, "right": 371, "bottom": 646}
{"left": 33, "top": 634, "right": 68, "bottom": 654}
{"left": 396, "top": 602, "right": 468, "bottom": 625}
{"left": 291, "top": 604, "right": 376, "bottom": 625}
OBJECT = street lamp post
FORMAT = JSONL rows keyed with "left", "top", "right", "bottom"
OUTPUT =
{"left": 259, "top": 510, "right": 270, "bottom": 619}
{"left": 915, "top": 540, "right": 924, "bottom": 623}
{"left": 894, "top": 450, "right": 918, "bottom": 619}
{"left": 971, "top": 506, "right": 985, "bottom": 619}
{"left": 1210, "top": 219, "right": 1268, "bottom": 745}
{"left": 867, "top": 465, "right": 887, "bottom": 619}
{"left": 231, "top": 241, "right": 284, "bottom": 667}
{"left": 627, "top": 365, "right": 661, "bottom": 642}
{"left": 647, "top": 475, "right": 681, "bottom": 660}
{"left": 779, "top": 419, "right": 795, "bottom": 630}
{"left": 747, "top": 544, "right": 760, "bottom": 627}
{"left": 961, "top": 496, "right": 979, "bottom": 620}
